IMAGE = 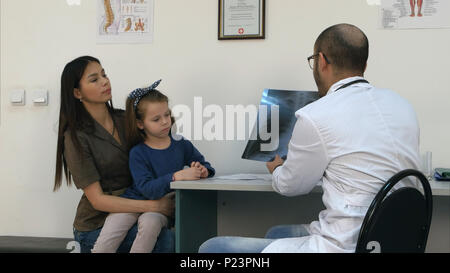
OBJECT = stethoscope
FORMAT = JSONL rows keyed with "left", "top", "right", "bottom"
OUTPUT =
{"left": 334, "top": 79, "right": 369, "bottom": 92}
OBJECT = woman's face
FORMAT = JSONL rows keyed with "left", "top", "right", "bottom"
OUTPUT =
{"left": 74, "top": 61, "right": 112, "bottom": 104}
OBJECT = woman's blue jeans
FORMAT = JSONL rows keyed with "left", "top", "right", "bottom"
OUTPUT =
{"left": 73, "top": 224, "right": 175, "bottom": 253}
{"left": 198, "top": 224, "right": 309, "bottom": 253}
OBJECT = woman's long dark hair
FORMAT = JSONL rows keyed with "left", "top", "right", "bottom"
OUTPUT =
{"left": 54, "top": 56, "right": 116, "bottom": 191}
{"left": 125, "top": 89, "right": 175, "bottom": 151}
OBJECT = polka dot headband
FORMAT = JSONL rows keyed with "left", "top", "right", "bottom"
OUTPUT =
{"left": 128, "top": 79, "right": 162, "bottom": 111}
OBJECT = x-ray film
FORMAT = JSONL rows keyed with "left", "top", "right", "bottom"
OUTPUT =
{"left": 241, "top": 89, "right": 319, "bottom": 162}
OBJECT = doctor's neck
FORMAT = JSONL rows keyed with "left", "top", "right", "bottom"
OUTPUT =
{"left": 319, "top": 69, "right": 365, "bottom": 95}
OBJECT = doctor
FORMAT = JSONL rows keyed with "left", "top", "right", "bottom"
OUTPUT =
{"left": 199, "top": 23, "right": 421, "bottom": 253}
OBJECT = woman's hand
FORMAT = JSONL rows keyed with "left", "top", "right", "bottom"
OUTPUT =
{"left": 153, "top": 192, "right": 175, "bottom": 217}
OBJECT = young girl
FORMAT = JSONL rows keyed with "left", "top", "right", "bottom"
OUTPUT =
{"left": 92, "top": 80, "right": 215, "bottom": 253}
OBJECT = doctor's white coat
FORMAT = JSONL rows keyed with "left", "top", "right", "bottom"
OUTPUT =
{"left": 262, "top": 77, "right": 421, "bottom": 253}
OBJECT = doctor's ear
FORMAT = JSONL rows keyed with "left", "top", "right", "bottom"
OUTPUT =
{"left": 318, "top": 52, "right": 329, "bottom": 70}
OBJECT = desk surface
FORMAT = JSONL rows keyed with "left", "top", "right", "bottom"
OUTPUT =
{"left": 429, "top": 180, "right": 450, "bottom": 196}
{"left": 171, "top": 177, "right": 450, "bottom": 196}
{"left": 171, "top": 178, "right": 274, "bottom": 192}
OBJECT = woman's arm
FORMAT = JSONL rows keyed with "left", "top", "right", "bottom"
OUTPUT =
{"left": 83, "top": 181, "right": 175, "bottom": 216}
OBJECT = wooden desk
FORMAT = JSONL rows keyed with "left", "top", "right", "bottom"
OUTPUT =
{"left": 171, "top": 177, "right": 450, "bottom": 253}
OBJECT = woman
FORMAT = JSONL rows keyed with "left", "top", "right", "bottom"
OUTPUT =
{"left": 54, "top": 56, "right": 175, "bottom": 253}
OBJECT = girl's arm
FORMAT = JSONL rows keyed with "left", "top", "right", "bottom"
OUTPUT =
{"left": 185, "top": 140, "right": 215, "bottom": 177}
{"left": 129, "top": 149, "right": 174, "bottom": 200}
{"left": 132, "top": 172, "right": 173, "bottom": 200}
{"left": 83, "top": 181, "right": 174, "bottom": 216}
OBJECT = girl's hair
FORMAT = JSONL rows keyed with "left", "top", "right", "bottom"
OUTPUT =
{"left": 54, "top": 56, "right": 117, "bottom": 191}
{"left": 125, "top": 89, "right": 175, "bottom": 150}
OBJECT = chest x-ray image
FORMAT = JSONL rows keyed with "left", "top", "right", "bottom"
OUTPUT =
{"left": 241, "top": 89, "right": 319, "bottom": 162}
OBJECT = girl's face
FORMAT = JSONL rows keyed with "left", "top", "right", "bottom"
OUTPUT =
{"left": 74, "top": 61, "right": 112, "bottom": 104}
{"left": 137, "top": 101, "right": 172, "bottom": 139}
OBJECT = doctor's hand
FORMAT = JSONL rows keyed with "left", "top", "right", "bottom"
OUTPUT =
{"left": 266, "top": 155, "right": 285, "bottom": 174}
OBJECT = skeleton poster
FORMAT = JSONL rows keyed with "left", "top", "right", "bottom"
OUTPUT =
{"left": 380, "top": 0, "right": 450, "bottom": 29}
{"left": 97, "top": 0, "right": 154, "bottom": 44}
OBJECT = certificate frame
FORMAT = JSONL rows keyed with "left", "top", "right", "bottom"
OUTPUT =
{"left": 218, "top": 0, "right": 265, "bottom": 40}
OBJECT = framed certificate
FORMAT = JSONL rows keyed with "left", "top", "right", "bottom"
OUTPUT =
{"left": 218, "top": 0, "right": 265, "bottom": 40}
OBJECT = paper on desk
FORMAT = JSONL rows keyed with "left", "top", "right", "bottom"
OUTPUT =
{"left": 211, "top": 173, "right": 273, "bottom": 181}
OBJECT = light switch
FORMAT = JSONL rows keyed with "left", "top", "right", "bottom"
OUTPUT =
{"left": 32, "top": 90, "right": 48, "bottom": 106}
{"left": 10, "top": 89, "right": 25, "bottom": 106}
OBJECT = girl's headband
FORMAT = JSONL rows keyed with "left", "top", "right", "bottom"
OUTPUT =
{"left": 128, "top": 79, "right": 162, "bottom": 111}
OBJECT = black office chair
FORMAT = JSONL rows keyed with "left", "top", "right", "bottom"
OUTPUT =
{"left": 355, "top": 169, "right": 433, "bottom": 253}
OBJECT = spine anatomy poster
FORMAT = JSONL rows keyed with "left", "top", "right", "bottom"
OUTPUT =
{"left": 97, "top": 0, "right": 154, "bottom": 44}
{"left": 380, "top": 0, "right": 450, "bottom": 29}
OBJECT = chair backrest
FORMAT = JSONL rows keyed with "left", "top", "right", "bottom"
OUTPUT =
{"left": 355, "top": 169, "right": 433, "bottom": 253}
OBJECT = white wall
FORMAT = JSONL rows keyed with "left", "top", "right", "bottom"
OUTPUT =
{"left": 1, "top": 0, "right": 449, "bottom": 242}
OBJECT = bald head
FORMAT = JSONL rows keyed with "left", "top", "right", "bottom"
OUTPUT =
{"left": 315, "top": 24, "right": 369, "bottom": 74}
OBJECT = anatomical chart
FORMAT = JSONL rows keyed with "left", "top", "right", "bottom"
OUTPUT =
{"left": 97, "top": 0, "right": 154, "bottom": 43}
{"left": 380, "top": 0, "right": 450, "bottom": 29}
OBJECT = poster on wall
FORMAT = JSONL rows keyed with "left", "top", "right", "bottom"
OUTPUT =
{"left": 380, "top": 0, "right": 450, "bottom": 29}
{"left": 97, "top": 0, "right": 154, "bottom": 44}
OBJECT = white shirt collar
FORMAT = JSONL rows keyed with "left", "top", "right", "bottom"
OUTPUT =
{"left": 327, "top": 76, "right": 367, "bottom": 95}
